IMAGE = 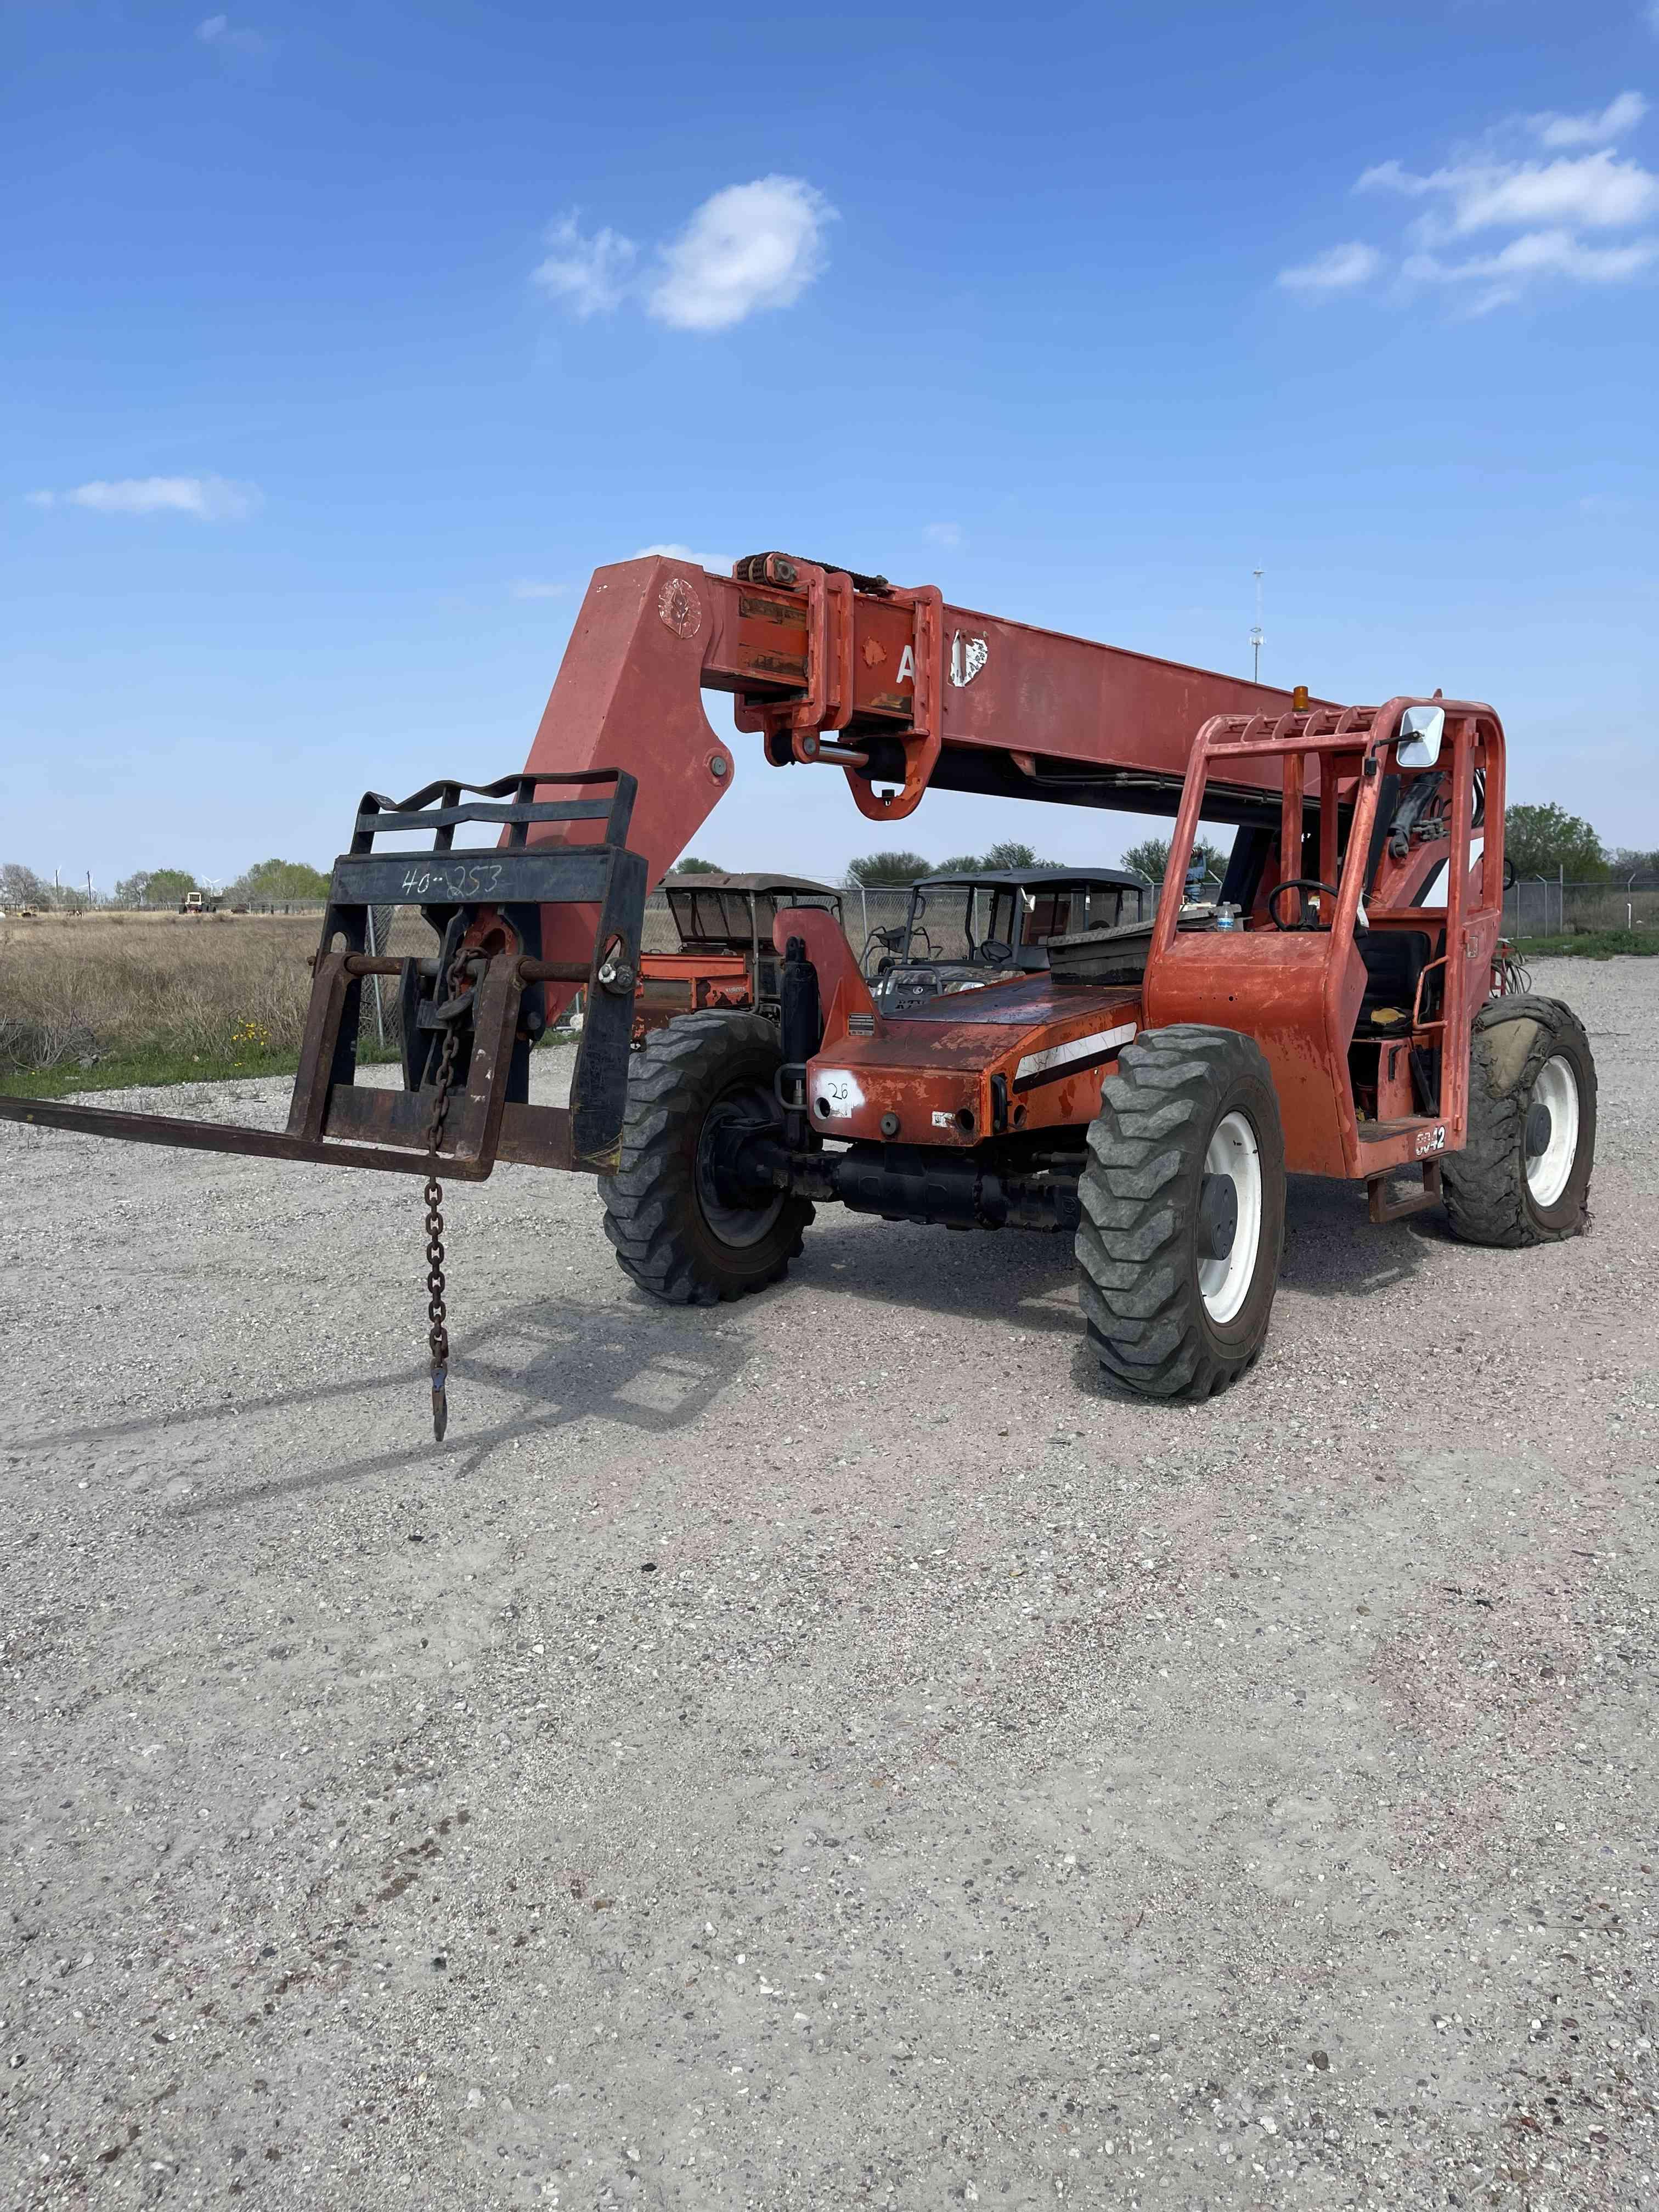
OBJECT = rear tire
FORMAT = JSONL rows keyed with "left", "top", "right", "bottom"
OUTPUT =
{"left": 600, "top": 1011, "right": 812, "bottom": 1304}
{"left": 1442, "top": 995, "right": 1595, "bottom": 1246}
{"left": 1075, "top": 1026, "right": 1286, "bottom": 1400}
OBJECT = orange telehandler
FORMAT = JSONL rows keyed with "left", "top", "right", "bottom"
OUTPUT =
{"left": 0, "top": 551, "right": 1595, "bottom": 1424}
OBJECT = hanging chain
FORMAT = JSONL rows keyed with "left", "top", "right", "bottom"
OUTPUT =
{"left": 422, "top": 950, "right": 471, "bottom": 1442}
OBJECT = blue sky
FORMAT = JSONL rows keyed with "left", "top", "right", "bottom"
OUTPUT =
{"left": 5, "top": 0, "right": 1657, "bottom": 889}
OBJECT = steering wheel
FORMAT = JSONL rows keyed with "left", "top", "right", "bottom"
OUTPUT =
{"left": 1266, "top": 878, "right": 1342, "bottom": 932}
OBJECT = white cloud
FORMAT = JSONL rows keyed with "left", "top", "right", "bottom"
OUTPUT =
{"left": 532, "top": 215, "right": 637, "bottom": 319}
{"left": 1403, "top": 227, "right": 1659, "bottom": 311}
{"left": 633, "top": 542, "right": 734, "bottom": 574}
{"left": 1359, "top": 148, "right": 1658, "bottom": 236}
{"left": 1276, "top": 240, "right": 1382, "bottom": 292}
{"left": 533, "top": 177, "right": 834, "bottom": 335}
{"left": 1278, "top": 96, "right": 1659, "bottom": 310}
{"left": 923, "top": 521, "right": 964, "bottom": 549}
{"left": 27, "top": 475, "right": 261, "bottom": 520}
{"left": 1529, "top": 91, "right": 1647, "bottom": 149}
{"left": 509, "top": 578, "right": 569, "bottom": 600}
{"left": 645, "top": 177, "right": 834, "bottom": 332}
{"left": 196, "top": 14, "right": 268, "bottom": 55}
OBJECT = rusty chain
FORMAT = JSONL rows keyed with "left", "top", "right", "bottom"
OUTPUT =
{"left": 421, "top": 949, "right": 471, "bottom": 1442}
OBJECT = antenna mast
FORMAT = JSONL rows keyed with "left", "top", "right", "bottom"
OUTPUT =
{"left": 1250, "top": 564, "right": 1263, "bottom": 685}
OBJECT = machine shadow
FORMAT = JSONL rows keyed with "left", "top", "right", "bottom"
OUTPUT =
{"left": 13, "top": 1289, "right": 747, "bottom": 1515}
{"left": 781, "top": 1166, "right": 1431, "bottom": 1342}
{"left": 16, "top": 1178, "right": 1438, "bottom": 1500}
{"left": 1277, "top": 1172, "right": 1434, "bottom": 1298}
{"left": 789, "top": 1210, "right": 1082, "bottom": 1335}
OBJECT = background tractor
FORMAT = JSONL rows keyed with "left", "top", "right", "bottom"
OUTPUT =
{"left": 633, "top": 872, "right": 842, "bottom": 1041}
{"left": 863, "top": 864, "right": 1152, "bottom": 1008}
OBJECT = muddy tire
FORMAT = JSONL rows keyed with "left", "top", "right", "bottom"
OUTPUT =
{"left": 1075, "top": 1026, "right": 1286, "bottom": 1400}
{"left": 600, "top": 1011, "right": 812, "bottom": 1304}
{"left": 1442, "top": 995, "right": 1595, "bottom": 1247}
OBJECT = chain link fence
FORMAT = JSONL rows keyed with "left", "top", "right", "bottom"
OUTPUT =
{"left": 1503, "top": 880, "right": 1659, "bottom": 939}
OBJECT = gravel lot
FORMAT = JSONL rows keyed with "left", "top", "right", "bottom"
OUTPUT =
{"left": 2, "top": 957, "right": 1655, "bottom": 2211}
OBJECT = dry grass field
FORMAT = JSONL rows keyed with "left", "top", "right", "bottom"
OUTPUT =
{"left": 0, "top": 910, "right": 326, "bottom": 1092}
{"left": 0, "top": 894, "right": 636, "bottom": 1096}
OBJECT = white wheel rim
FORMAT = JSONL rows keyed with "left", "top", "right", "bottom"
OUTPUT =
{"left": 1526, "top": 1054, "right": 1579, "bottom": 1209}
{"left": 1198, "top": 1110, "right": 1263, "bottom": 1326}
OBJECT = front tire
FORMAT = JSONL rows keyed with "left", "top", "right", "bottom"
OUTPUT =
{"left": 600, "top": 1011, "right": 812, "bottom": 1304}
{"left": 1442, "top": 995, "right": 1596, "bottom": 1246}
{"left": 1075, "top": 1026, "right": 1286, "bottom": 1400}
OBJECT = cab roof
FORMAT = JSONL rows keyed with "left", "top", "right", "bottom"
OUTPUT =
{"left": 664, "top": 872, "right": 840, "bottom": 896}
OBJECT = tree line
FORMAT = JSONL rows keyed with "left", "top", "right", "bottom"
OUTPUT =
{"left": 1502, "top": 806, "right": 1655, "bottom": 883}
{"left": 842, "top": 836, "right": 1227, "bottom": 888}
{"left": 837, "top": 805, "right": 1656, "bottom": 891}
{"left": 0, "top": 857, "right": 332, "bottom": 911}
{"left": 669, "top": 841, "right": 1082, "bottom": 885}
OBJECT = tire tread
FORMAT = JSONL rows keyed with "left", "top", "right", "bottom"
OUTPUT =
{"left": 600, "top": 1013, "right": 811, "bottom": 1304}
{"left": 1075, "top": 1024, "right": 1284, "bottom": 1400}
{"left": 1442, "top": 994, "right": 1595, "bottom": 1248}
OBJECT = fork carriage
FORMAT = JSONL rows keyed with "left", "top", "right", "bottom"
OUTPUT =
{"left": 2, "top": 770, "right": 648, "bottom": 1181}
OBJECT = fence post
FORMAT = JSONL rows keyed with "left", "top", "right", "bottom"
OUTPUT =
{"left": 860, "top": 885, "right": 868, "bottom": 945}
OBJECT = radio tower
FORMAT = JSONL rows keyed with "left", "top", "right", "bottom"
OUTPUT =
{"left": 1250, "top": 565, "right": 1263, "bottom": 684}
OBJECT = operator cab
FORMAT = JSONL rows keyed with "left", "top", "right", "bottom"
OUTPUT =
{"left": 865, "top": 866, "right": 1152, "bottom": 1011}
{"left": 1195, "top": 705, "right": 1479, "bottom": 1049}
{"left": 1093, "top": 696, "right": 1507, "bottom": 1185}
{"left": 664, "top": 872, "right": 841, "bottom": 953}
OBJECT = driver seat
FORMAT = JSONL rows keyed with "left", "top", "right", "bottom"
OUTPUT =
{"left": 1355, "top": 928, "right": 1433, "bottom": 1030}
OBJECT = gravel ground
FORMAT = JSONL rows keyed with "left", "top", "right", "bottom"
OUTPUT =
{"left": 2, "top": 957, "right": 1655, "bottom": 2211}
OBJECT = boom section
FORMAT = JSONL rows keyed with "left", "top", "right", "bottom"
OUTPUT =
{"left": 523, "top": 553, "right": 1331, "bottom": 862}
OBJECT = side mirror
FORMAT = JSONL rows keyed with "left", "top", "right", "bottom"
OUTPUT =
{"left": 1397, "top": 704, "right": 1444, "bottom": 769}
